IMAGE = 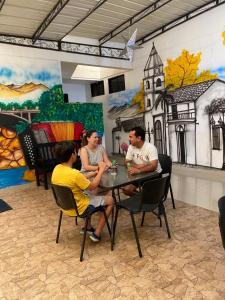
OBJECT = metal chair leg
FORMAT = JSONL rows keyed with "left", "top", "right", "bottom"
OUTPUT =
{"left": 56, "top": 211, "right": 63, "bottom": 243}
{"left": 80, "top": 217, "right": 88, "bottom": 262}
{"left": 163, "top": 209, "right": 171, "bottom": 239}
{"left": 117, "top": 188, "right": 121, "bottom": 202}
{"left": 111, "top": 207, "right": 119, "bottom": 251}
{"left": 35, "top": 169, "right": 40, "bottom": 186}
{"left": 141, "top": 212, "right": 145, "bottom": 226}
{"left": 170, "top": 183, "right": 176, "bottom": 209}
{"left": 130, "top": 213, "right": 142, "bottom": 258}
{"left": 159, "top": 215, "right": 162, "bottom": 227}
{"left": 44, "top": 171, "right": 48, "bottom": 190}
{"left": 103, "top": 209, "right": 111, "bottom": 237}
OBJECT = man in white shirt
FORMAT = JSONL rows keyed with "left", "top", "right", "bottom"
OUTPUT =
{"left": 123, "top": 126, "right": 162, "bottom": 195}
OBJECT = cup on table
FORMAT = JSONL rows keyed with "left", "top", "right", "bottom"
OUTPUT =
{"left": 111, "top": 160, "right": 117, "bottom": 175}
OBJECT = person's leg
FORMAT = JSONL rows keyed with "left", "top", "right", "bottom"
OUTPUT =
{"left": 122, "top": 184, "right": 137, "bottom": 196}
{"left": 95, "top": 195, "right": 113, "bottom": 237}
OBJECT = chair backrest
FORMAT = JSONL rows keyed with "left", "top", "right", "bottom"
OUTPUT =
{"left": 158, "top": 154, "right": 172, "bottom": 175}
{"left": 218, "top": 196, "right": 225, "bottom": 249}
{"left": 140, "top": 176, "right": 169, "bottom": 208}
{"left": 51, "top": 184, "right": 79, "bottom": 215}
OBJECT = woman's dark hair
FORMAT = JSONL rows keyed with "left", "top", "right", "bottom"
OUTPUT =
{"left": 131, "top": 126, "right": 145, "bottom": 141}
{"left": 54, "top": 141, "right": 76, "bottom": 163}
{"left": 82, "top": 130, "right": 97, "bottom": 146}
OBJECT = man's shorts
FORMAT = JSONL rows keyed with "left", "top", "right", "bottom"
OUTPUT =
{"left": 89, "top": 194, "right": 105, "bottom": 207}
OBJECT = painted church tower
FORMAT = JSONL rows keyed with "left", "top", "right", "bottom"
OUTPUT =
{"left": 143, "top": 43, "right": 166, "bottom": 154}
{"left": 143, "top": 43, "right": 164, "bottom": 110}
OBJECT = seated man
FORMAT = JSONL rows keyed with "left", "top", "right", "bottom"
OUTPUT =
{"left": 51, "top": 141, "right": 113, "bottom": 242}
{"left": 123, "top": 126, "right": 162, "bottom": 196}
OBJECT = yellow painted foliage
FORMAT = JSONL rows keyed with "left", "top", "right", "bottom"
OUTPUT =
{"left": 223, "top": 31, "right": 225, "bottom": 45}
{"left": 164, "top": 50, "right": 218, "bottom": 89}
{"left": 131, "top": 82, "right": 145, "bottom": 112}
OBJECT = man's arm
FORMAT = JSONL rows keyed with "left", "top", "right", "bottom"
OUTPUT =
{"left": 128, "top": 160, "right": 158, "bottom": 175}
{"left": 87, "top": 162, "right": 106, "bottom": 191}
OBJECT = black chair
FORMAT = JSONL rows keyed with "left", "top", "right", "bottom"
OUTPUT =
{"left": 51, "top": 184, "right": 111, "bottom": 261}
{"left": 218, "top": 196, "right": 225, "bottom": 249}
{"left": 18, "top": 126, "right": 82, "bottom": 189}
{"left": 112, "top": 176, "right": 171, "bottom": 258}
{"left": 158, "top": 154, "right": 176, "bottom": 209}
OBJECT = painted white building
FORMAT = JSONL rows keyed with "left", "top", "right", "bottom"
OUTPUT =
{"left": 143, "top": 44, "right": 225, "bottom": 169}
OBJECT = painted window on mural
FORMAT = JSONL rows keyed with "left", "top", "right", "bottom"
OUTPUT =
{"left": 154, "top": 120, "right": 163, "bottom": 154}
{"left": 212, "top": 127, "right": 220, "bottom": 150}
{"left": 156, "top": 78, "right": 162, "bottom": 87}
{"left": 172, "top": 105, "right": 178, "bottom": 120}
{"left": 146, "top": 80, "right": 150, "bottom": 89}
{"left": 147, "top": 98, "right": 151, "bottom": 107}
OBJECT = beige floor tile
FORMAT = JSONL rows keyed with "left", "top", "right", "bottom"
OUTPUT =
{"left": 0, "top": 165, "right": 225, "bottom": 299}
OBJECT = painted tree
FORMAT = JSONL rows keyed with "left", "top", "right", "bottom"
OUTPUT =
{"left": 222, "top": 31, "right": 225, "bottom": 45}
{"left": 130, "top": 82, "right": 145, "bottom": 113}
{"left": 154, "top": 84, "right": 174, "bottom": 110}
{"left": 164, "top": 50, "right": 217, "bottom": 89}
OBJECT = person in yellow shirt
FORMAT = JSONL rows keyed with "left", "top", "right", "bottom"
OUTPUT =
{"left": 51, "top": 141, "right": 113, "bottom": 242}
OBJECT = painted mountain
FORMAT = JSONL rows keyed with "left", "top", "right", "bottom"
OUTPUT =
{"left": 0, "top": 82, "right": 48, "bottom": 102}
{"left": 108, "top": 86, "right": 144, "bottom": 119}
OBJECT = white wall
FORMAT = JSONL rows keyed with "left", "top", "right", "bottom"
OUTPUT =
{"left": 62, "top": 79, "right": 91, "bottom": 103}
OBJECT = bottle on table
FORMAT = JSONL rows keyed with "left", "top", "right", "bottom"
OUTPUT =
{"left": 111, "top": 160, "right": 117, "bottom": 175}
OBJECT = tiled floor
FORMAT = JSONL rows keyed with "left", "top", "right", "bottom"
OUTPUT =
{"left": 0, "top": 165, "right": 224, "bottom": 299}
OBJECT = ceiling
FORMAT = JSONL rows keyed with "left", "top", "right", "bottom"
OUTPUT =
{"left": 0, "top": 0, "right": 223, "bottom": 46}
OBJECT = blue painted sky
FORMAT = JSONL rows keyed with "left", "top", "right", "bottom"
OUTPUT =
{"left": 211, "top": 66, "right": 225, "bottom": 80}
{"left": 0, "top": 59, "right": 61, "bottom": 87}
{"left": 108, "top": 87, "right": 139, "bottom": 108}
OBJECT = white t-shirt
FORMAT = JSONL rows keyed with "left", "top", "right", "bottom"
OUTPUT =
{"left": 126, "top": 141, "right": 162, "bottom": 173}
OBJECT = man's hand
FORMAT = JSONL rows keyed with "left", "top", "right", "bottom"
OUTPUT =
{"left": 128, "top": 167, "right": 141, "bottom": 175}
{"left": 87, "top": 171, "right": 98, "bottom": 177}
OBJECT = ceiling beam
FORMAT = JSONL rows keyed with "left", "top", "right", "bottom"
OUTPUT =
{"left": 32, "top": 0, "right": 70, "bottom": 43}
{"left": 0, "top": 0, "right": 6, "bottom": 11}
{"left": 99, "top": 0, "right": 172, "bottom": 45}
{"left": 60, "top": 0, "right": 108, "bottom": 41}
{"left": 137, "top": 0, "right": 225, "bottom": 45}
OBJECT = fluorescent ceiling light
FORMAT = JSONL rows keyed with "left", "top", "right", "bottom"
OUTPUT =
{"left": 71, "top": 65, "right": 101, "bottom": 81}
{"left": 71, "top": 65, "right": 127, "bottom": 81}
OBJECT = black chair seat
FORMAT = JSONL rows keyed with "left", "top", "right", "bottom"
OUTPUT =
{"left": 117, "top": 194, "right": 159, "bottom": 213}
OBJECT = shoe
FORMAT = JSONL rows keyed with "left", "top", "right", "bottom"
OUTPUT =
{"left": 89, "top": 232, "right": 101, "bottom": 242}
{"left": 80, "top": 226, "right": 95, "bottom": 235}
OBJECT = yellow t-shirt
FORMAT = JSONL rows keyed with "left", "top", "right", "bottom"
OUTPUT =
{"left": 51, "top": 164, "right": 90, "bottom": 216}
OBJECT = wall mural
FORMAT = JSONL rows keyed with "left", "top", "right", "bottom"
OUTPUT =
{"left": 108, "top": 84, "right": 145, "bottom": 154}
{"left": 143, "top": 30, "right": 225, "bottom": 170}
{"left": 110, "top": 29, "right": 225, "bottom": 171}
{"left": 0, "top": 57, "right": 103, "bottom": 188}
{"left": 0, "top": 58, "right": 61, "bottom": 187}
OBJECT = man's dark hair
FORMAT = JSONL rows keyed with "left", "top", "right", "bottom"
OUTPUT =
{"left": 54, "top": 141, "right": 76, "bottom": 163}
{"left": 131, "top": 126, "right": 145, "bottom": 141}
